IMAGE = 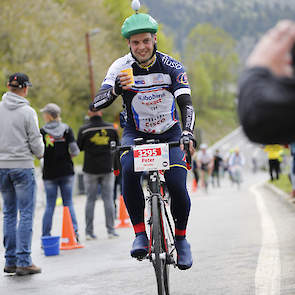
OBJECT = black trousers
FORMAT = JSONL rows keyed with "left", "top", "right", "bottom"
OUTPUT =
{"left": 269, "top": 159, "right": 280, "bottom": 181}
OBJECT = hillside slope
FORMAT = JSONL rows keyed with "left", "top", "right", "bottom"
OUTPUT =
{"left": 141, "top": 0, "right": 295, "bottom": 58}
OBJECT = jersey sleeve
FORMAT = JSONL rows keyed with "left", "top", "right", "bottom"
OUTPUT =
{"left": 162, "top": 55, "right": 191, "bottom": 98}
{"left": 102, "top": 54, "right": 134, "bottom": 87}
{"left": 102, "top": 61, "right": 121, "bottom": 87}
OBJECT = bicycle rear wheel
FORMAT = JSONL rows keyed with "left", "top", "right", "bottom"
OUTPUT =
{"left": 152, "top": 195, "right": 170, "bottom": 295}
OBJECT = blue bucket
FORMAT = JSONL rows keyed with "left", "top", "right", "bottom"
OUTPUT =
{"left": 41, "top": 236, "right": 60, "bottom": 256}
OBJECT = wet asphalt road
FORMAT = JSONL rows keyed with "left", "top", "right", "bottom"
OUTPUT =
{"left": 2, "top": 169, "right": 295, "bottom": 295}
{"left": 1, "top": 128, "right": 295, "bottom": 295}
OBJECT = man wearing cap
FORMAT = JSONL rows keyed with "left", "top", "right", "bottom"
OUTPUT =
{"left": 90, "top": 8, "right": 196, "bottom": 270}
{"left": 40, "top": 103, "right": 80, "bottom": 242}
{"left": 0, "top": 72, "right": 44, "bottom": 275}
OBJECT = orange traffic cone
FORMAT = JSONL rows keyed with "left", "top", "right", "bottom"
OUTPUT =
{"left": 60, "top": 206, "right": 84, "bottom": 250}
{"left": 116, "top": 195, "right": 132, "bottom": 228}
{"left": 192, "top": 179, "right": 198, "bottom": 192}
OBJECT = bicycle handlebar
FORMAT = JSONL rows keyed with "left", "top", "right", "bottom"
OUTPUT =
{"left": 111, "top": 139, "right": 191, "bottom": 176}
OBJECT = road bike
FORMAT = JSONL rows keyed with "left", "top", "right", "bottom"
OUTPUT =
{"left": 112, "top": 138, "right": 191, "bottom": 295}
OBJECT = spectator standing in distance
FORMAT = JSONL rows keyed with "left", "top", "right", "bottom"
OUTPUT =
{"left": 263, "top": 144, "right": 283, "bottom": 181}
{"left": 196, "top": 143, "right": 213, "bottom": 190}
{"left": 0, "top": 73, "right": 44, "bottom": 275}
{"left": 211, "top": 149, "right": 223, "bottom": 188}
{"left": 238, "top": 20, "right": 295, "bottom": 144}
{"left": 40, "top": 103, "right": 80, "bottom": 242}
{"left": 77, "top": 109, "right": 119, "bottom": 240}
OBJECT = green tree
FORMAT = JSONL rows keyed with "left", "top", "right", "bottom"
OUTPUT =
{"left": 0, "top": 0, "right": 125, "bottom": 128}
{"left": 188, "top": 61, "right": 212, "bottom": 111}
{"left": 0, "top": 0, "right": 180, "bottom": 132}
{"left": 185, "top": 23, "right": 239, "bottom": 110}
{"left": 0, "top": 70, "right": 6, "bottom": 97}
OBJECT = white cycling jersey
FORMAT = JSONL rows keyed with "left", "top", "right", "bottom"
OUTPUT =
{"left": 101, "top": 51, "right": 192, "bottom": 134}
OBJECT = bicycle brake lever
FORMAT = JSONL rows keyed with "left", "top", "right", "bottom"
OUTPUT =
{"left": 183, "top": 137, "right": 192, "bottom": 169}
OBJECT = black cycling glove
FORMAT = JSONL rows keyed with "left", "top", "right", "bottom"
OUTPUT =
{"left": 180, "top": 131, "right": 197, "bottom": 148}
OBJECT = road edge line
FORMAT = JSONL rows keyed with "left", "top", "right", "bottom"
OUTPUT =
{"left": 250, "top": 184, "right": 281, "bottom": 295}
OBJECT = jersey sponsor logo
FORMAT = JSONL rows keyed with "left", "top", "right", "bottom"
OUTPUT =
{"left": 144, "top": 116, "right": 166, "bottom": 128}
{"left": 152, "top": 74, "right": 164, "bottom": 84}
{"left": 162, "top": 55, "right": 182, "bottom": 70}
{"left": 176, "top": 72, "right": 189, "bottom": 85}
{"left": 131, "top": 86, "right": 176, "bottom": 134}
{"left": 135, "top": 79, "right": 146, "bottom": 85}
{"left": 138, "top": 92, "right": 166, "bottom": 101}
{"left": 141, "top": 98, "right": 162, "bottom": 106}
{"left": 185, "top": 105, "right": 194, "bottom": 130}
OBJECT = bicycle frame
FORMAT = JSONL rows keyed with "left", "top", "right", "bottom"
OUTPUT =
{"left": 111, "top": 139, "right": 191, "bottom": 295}
{"left": 145, "top": 169, "right": 176, "bottom": 295}
{"left": 146, "top": 170, "right": 176, "bottom": 261}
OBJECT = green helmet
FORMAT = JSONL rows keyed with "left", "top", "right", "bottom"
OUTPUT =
{"left": 121, "top": 13, "right": 158, "bottom": 39}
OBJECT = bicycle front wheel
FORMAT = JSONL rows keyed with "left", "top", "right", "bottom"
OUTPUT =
{"left": 152, "top": 195, "right": 170, "bottom": 295}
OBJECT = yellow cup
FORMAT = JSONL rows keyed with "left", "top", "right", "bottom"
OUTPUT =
{"left": 121, "top": 68, "right": 135, "bottom": 87}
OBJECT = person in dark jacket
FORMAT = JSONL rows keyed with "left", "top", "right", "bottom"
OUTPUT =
{"left": 77, "top": 109, "right": 119, "bottom": 240}
{"left": 238, "top": 20, "right": 295, "bottom": 144}
{"left": 40, "top": 103, "right": 80, "bottom": 242}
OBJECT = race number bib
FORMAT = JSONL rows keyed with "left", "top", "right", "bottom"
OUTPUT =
{"left": 133, "top": 143, "right": 170, "bottom": 172}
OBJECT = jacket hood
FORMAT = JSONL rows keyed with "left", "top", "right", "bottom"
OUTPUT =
{"left": 42, "top": 120, "right": 68, "bottom": 138}
{"left": 1, "top": 92, "right": 29, "bottom": 110}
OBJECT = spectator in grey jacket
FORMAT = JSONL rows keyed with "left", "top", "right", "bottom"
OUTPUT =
{"left": 0, "top": 73, "right": 44, "bottom": 276}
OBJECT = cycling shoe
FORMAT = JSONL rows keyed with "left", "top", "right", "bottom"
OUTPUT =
{"left": 130, "top": 234, "right": 148, "bottom": 259}
{"left": 175, "top": 239, "right": 193, "bottom": 270}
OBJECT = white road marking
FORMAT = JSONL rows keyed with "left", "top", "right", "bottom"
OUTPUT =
{"left": 250, "top": 184, "right": 281, "bottom": 295}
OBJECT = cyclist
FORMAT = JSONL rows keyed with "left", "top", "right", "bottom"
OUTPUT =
{"left": 90, "top": 11, "right": 196, "bottom": 270}
{"left": 196, "top": 143, "right": 213, "bottom": 190}
{"left": 228, "top": 148, "right": 245, "bottom": 186}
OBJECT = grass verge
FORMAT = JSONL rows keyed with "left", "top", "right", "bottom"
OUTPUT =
{"left": 270, "top": 173, "right": 292, "bottom": 195}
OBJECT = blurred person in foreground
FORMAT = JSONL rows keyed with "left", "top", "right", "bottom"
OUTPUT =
{"left": 77, "top": 109, "right": 119, "bottom": 240}
{"left": 0, "top": 73, "right": 44, "bottom": 275}
{"left": 238, "top": 20, "right": 295, "bottom": 144}
{"left": 40, "top": 103, "right": 80, "bottom": 242}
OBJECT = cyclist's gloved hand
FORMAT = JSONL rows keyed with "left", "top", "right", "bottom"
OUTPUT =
{"left": 113, "top": 76, "right": 123, "bottom": 96}
{"left": 180, "top": 131, "right": 196, "bottom": 169}
{"left": 180, "top": 131, "right": 196, "bottom": 150}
